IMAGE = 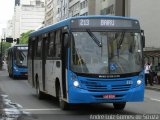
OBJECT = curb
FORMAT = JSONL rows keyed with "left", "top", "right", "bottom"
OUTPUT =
{"left": 145, "top": 86, "right": 160, "bottom": 91}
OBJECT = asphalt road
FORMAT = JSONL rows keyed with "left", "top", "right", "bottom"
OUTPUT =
{"left": 0, "top": 68, "right": 160, "bottom": 120}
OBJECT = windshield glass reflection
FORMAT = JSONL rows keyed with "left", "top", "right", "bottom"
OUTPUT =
{"left": 14, "top": 47, "right": 28, "bottom": 67}
{"left": 71, "top": 31, "right": 142, "bottom": 74}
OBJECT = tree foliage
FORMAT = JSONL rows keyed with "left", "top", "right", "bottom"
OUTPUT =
{"left": 19, "top": 30, "right": 33, "bottom": 44}
{"left": 0, "top": 42, "right": 11, "bottom": 57}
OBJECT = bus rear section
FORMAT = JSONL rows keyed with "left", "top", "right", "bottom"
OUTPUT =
{"left": 7, "top": 45, "right": 28, "bottom": 78}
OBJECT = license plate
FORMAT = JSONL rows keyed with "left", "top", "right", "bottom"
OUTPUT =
{"left": 103, "top": 94, "right": 115, "bottom": 99}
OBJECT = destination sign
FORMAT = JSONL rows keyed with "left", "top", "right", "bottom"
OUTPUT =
{"left": 17, "top": 47, "right": 28, "bottom": 50}
{"left": 71, "top": 18, "right": 140, "bottom": 29}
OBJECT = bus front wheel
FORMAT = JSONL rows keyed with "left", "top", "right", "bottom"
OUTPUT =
{"left": 58, "top": 86, "right": 69, "bottom": 110}
{"left": 113, "top": 102, "right": 126, "bottom": 110}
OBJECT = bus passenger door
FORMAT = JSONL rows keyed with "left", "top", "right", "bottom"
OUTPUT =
{"left": 61, "top": 31, "right": 69, "bottom": 99}
{"left": 28, "top": 39, "right": 35, "bottom": 87}
{"left": 42, "top": 37, "right": 47, "bottom": 91}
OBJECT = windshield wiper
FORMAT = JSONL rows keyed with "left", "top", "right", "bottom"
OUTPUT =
{"left": 86, "top": 29, "right": 102, "bottom": 47}
{"left": 117, "top": 32, "right": 125, "bottom": 49}
{"left": 115, "top": 32, "right": 125, "bottom": 58}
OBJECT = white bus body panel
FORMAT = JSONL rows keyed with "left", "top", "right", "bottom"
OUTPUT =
{"left": 28, "top": 59, "right": 32, "bottom": 85}
{"left": 45, "top": 60, "right": 62, "bottom": 96}
{"left": 34, "top": 60, "right": 43, "bottom": 90}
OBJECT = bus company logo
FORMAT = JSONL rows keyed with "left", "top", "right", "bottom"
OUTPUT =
{"left": 99, "top": 75, "right": 120, "bottom": 78}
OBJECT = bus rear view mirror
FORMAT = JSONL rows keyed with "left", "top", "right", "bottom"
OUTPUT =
{"left": 141, "top": 30, "right": 145, "bottom": 48}
{"left": 142, "top": 36, "right": 145, "bottom": 48}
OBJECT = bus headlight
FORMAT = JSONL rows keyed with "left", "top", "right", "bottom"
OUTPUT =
{"left": 71, "top": 74, "right": 79, "bottom": 87}
{"left": 14, "top": 67, "right": 18, "bottom": 71}
{"left": 137, "top": 80, "right": 142, "bottom": 85}
{"left": 73, "top": 81, "right": 79, "bottom": 87}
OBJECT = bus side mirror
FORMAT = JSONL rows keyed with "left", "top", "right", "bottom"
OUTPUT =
{"left": 141, "top": 30, "right": 145, "bottom": 48}
{"left": 142, "top": 36, "right": 145, "bottom": 48}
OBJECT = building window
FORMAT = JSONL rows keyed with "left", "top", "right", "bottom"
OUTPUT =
{"left": 80, "top": 12, "right": 88, "bottom": 16}
{"left": 48, "top": 32, "right": 55, "bottom": 57}
{"left": 69, "top": 0, "right": 73, "bottom": 2}
{"left": 57, "top": 0, "right": 60, "bottom": 5}
{"left": 69, "top": 2, "right": 80, "bottom": 15}
{"left": 73, "top": 13, "right": 79, "bottom": 17}
{"left": 55, "top": 30, "right": 62, "bottom": 58}
{"left": 80, "top": 0, "right": 88, "bottom": 9}
{"left": 35, "top": 37, "right": 42, "bottom": 58}
{"left": 58, "top": 8, "right": 60, "bottom": 14}
{"left": 100, "top": 5, "right": 114, "bottom": 15}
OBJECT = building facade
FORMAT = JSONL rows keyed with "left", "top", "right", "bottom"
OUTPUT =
{"left": 44, "top": 0, "right": 160, "bottom": 49}
{"left": 6, "top": 20, "right": 13, "bottom": 38}
{"left": 128, "top": 0, "right": 160, "bottom": 48}
{"left": 45, "top": 0, "right": 54, "bottom": 26}
{"left": 45, "top": 0, "right": 99, "bottom": 26}
{"left": 44, "top": 0, "right": 125, "bottom": 26}
{"left": 12, "top": 5, "right": 21, "bottom": 39}
{"left": 12, "top": 0, "right": 45, "bottom": 39}
{"left": 96, "top": 0, "right": 160, "bottom": 49}
{"left": 45, "top": 0, "right": 69, "bottom": 26}
{"left": 20, "top": 1, "right": 45, "bottom": 34}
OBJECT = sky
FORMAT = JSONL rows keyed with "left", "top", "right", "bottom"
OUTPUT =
{"left": 0, "top": 0, "right": 14, "bottom": 37}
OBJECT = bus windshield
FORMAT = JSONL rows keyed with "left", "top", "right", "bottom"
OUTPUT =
{"left": 14, "top": 47, "right": 28, "bottom": 67}
{"left": 71, "top": 31, "right": 142, "bottom": 74}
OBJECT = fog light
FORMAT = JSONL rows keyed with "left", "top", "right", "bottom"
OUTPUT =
{"left": 73, "top": 81, "right": 79, "bottom": 87}
{"left": 137, "top": 80, "right": 142, "bottom": 85}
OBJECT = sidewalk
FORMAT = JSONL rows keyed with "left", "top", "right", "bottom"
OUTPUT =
{"left": 0, "top": 62, "right": 8, "bottom": 75}
{"left": 145, "top": 84, "right": 160, "bottom": 91}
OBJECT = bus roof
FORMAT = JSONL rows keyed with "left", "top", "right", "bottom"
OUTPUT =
{"left": 8, "top": 44, "right": 28, "bottom": 49}
{"left": 30, "top": 15, "right": 139, "bottom": 37}
{"left": 11, "top": 44, "right": 28, "bottom": 47}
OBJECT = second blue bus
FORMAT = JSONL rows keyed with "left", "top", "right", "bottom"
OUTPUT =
{"left": 7, "top": 44, "right": 28, "bottom": 78}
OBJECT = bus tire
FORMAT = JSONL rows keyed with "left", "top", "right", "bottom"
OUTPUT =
{"left": 113, "top": 102, "right": 126, "bottom": 110}
{"left": 36, "top": 79, "right": 44, "bottom": 99}
{"left": 58, "top": 86, "right": 69, "bottom": 110}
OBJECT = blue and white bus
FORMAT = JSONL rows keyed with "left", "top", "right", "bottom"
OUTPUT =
{"left": 7, "top": 44, "right": 28, "bottom": 78}
{"left": 28, "top": 16, "right": 145, "bottom": 110}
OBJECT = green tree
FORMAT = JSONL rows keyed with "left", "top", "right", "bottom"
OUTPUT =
{"left": 0, "top": 42, "right": 11, "bottom": 69}
{"left": 19, "top": 30, "right": 33, "bottom": 44}
{"left": 0, "top": 42, "right": 11, "bottom": 57}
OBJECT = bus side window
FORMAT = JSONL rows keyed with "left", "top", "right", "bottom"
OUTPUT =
{"left": 55, "top": 30, "right": 62, "bottom": 58}
{"left": 45, "top": 35, "right": 49, "bottom": 57}
{"left": 48, "top": 31, "right": 55, "bottom": 57}
{"left": 62, "top": 33, "right": 69, "bottom": 67}
{"left": 28, "top": 38, "right": 32, "bottom": 59}
{"left": 34, "top": 38, "right": 38, "bottom": 58}
{"left": 63, "top": 33, "right": 69, "bottom": 47}
{"left": 35, "top": 37, "right": 42, "bottom": 58}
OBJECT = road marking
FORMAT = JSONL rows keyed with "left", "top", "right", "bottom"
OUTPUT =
{"left": 150, "top": 98, "right": 160, "bottom": 102}
{"left": 22, "top": 108, "right": 61, "bottom": 111}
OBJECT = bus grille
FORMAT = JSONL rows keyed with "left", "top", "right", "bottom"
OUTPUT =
{"left": 80, "top": 79, "right": 131, "bottom": 92}
{"left": 21, "top": 72, "right": 28, "bottom": 76}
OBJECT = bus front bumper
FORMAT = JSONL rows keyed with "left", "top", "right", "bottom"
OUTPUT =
{"left": 67, "top": 85, "right": 144, "bottom": 104}
{"left": 13, "top": 68, "right": 28, "bottom": 77}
